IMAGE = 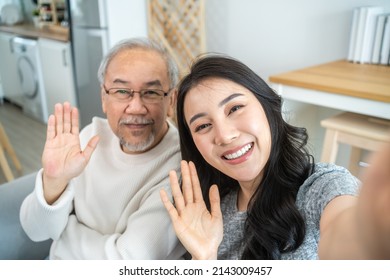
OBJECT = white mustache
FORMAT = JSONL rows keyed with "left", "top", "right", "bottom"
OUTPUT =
{"left": 119, "top": 117, "right": 153, "bottom": 125}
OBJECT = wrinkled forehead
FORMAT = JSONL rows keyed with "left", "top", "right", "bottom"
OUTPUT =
{"left": 105, "top": 49, "right": 169, "bottom": 87}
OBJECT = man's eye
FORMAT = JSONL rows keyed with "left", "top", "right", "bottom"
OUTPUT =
{"left": 115, "top": 89, "right": 131, "bottom": 95}
{"left": 143, "top": 90, "right": 160, "bottom": 96}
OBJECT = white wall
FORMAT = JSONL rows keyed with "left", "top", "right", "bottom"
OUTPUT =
{"left": 106, "top": 0, "right": 148, "bottom": 47}
{"left": 204, "top": 0, "right": 390, "bottom": 166}
{"left": 205, "top": 0, "right": 390, "bottom": 78}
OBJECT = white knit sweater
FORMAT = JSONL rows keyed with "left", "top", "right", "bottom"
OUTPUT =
{"left": 20, "top": 117, "right": 184, "bottom": 259}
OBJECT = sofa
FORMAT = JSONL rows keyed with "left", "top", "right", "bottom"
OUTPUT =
{"left": 0, "top": 172, "right": 52, "bottom": 259}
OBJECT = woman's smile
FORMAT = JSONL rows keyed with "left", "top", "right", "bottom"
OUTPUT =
{"left": 221, "top": 142, "right": 254, "bottom": 160}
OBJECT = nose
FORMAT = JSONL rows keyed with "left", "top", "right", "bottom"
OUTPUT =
{"left": 124, "top": 93, "right": 148, "bottom": 114}
{"left": 214, "top": 121, "right": 239, "bottom": 146}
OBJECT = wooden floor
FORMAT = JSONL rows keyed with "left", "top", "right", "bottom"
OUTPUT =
{"left": 0, "top": 100, "right": 46, "bottom": 185}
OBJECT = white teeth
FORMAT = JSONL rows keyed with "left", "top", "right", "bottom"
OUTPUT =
{"left": 224, "top": 143, "right": 252, "bottom": 160}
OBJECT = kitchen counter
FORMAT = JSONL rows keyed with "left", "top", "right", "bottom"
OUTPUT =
{"left": 269, "top": 60, "right": 390, "bottom": 119}
{"left": 0, "top": 23, "right": 69, "bottom": 42}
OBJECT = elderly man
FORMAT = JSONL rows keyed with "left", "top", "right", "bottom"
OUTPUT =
{"left": 20, "top": 38, "right": 184, "bottom": 259}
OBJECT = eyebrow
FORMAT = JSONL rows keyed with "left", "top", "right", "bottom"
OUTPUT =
{"left": 188, "top": 93, "right": 244, "bottom": 125}
{"left": 144, "top": 79, "right": 163, "bottom": 88}
{"left": 112, "top": 79, "right": 163, "bottom": 88}
{"left": 218, "top": 93, "right": 244, "bottom": 107}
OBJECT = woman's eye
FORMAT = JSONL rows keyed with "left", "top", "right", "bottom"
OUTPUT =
{"left": 229, "top": 105, "right": 243, "bottom": 114}
{"left": 194, "top": 123, "right": 210, "bottom": 132}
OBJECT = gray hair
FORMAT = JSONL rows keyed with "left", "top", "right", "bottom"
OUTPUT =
{"left": 97, "top": 37, "right": 179, "bottom": 89}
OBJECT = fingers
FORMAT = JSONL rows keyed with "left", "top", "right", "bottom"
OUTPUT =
{"left": 46, "top": 114, "right": 56, "bottom": 141}
{"left": 82, "top": 135, "right": 99, "bottom": 161}
{"left": 181, "top": 160, "right": 194, "bottom": 203}
{"left": 169, "top": 169, "right": 185, "bottom": 211}
{"left": 52, "top": 102, "right": 78, "bottom": 136}
{"left": 182, "top": 161, "right": 205, "bottom": 204}
{"left": 160, "top": 188, "right": 179, "bottom": 221}
{"left": 167, "top": 161, "right": 207, "bottom": 213}
{"left": 63, "top": 102, "right": 71, "bottom": 133}
{"left": 71, "top": 107, "right": 80, "bottom": 135}
{"left": 188, "top": 161, "right": 204, "bottom": 203}
{"left": 54, "top": 103, "right": 64, "bottom": 134}
{"left": 209, "top": 184, "right": 222, "bottom": 218}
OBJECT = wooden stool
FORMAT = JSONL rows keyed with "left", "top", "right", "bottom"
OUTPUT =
{"left": 0, "top": 122, "right": 22, "bottom": 181}
{"left": 320, "top": 112, "right": 390, "bottom": 177}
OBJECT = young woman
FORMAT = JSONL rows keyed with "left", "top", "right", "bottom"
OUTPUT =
{"left": 160, "top": 54, "right": 390, "bottom": 260}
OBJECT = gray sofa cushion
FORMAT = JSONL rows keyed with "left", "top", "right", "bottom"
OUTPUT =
{"left": 0, "top": 172, "right": 52, "bottom": 260}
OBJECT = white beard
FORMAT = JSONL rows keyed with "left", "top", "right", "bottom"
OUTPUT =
{"left": 120, "top": 132, "right": 155, "bottom": 152}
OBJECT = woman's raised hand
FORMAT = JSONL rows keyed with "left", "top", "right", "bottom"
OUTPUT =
{"left": 42, "top": 102, "right": 99, "bottom": 204}
{"left": 160, "top": 160, "right": 223, "bottom": 260}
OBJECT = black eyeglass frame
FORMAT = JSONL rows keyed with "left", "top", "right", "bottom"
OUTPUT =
{"left": 103, "top": 85, "right": 171, "bottom": 103}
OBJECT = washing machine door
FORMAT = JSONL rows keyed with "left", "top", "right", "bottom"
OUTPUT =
{"left": 17, "top": 56, "right": 38, "bottom": 99}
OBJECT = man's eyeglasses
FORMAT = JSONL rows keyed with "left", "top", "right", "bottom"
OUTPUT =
{"left": 103, "top": 85, "right": 170, "bottom": 104}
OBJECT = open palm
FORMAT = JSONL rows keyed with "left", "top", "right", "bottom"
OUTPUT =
{"left": 42, "top": 102, "right": 99, "bottom": 203}
{"left": 161, "top": 161, "right": 223, "bottom": 260}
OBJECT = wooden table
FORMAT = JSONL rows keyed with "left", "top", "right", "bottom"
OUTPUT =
{"left": 269, "top": 60, "right": 390, "bottom": 120}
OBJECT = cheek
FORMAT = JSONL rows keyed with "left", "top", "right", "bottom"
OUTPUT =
{"left": 250, "top": 107, "right": 271, "bottom": 139}
{"left": 192, "top": 135, "right": 213, "bottom": 161}
{"left": 245, "top": 111, "right": 272, "bottom": 151}
{"left": 151, "top": 105, "right": 169, "bottom": 123}
{"left": 103, "top": 102, "right": 116, "bottom": 119}
{"left": 255, "top": 121, "right": 272, "bottom": 156}
{"left": 192, "top": 135, "right": 205, "bottom": 151}
{"left": 253, "top": 121, "right": 270, "bottom": 141}
{"left": 103, "top": 103, "right": 122, "bottom": 129}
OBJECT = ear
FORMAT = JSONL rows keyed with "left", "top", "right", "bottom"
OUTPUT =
{"left": 167, "top": 88, "right": 178, "bottom": 123}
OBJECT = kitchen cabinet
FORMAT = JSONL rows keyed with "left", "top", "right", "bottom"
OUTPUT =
{"left": 0, "top": 32, "right": 24, "bottom": 106}
{"left": 38, "top": 38, "right": 77, "bottom": 115}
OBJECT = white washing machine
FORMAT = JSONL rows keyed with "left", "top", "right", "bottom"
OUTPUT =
{"left": 13, "top": 37, "right": 48, "bottom": 123}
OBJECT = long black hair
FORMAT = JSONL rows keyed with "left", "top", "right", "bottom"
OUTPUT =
{"left": 176, "top": 54, "right": 314, "bottom": 259}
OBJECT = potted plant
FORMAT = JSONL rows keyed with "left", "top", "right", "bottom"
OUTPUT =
{"left": 32, "top": 9, "right": 40, "bottom": 27}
